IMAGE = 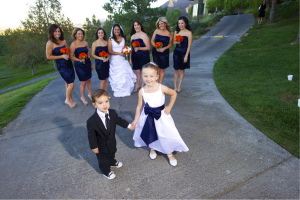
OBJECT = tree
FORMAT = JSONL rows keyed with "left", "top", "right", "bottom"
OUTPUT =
{"left": 188, "top": 5, "right": 193, "bottom": 16}
{"left": 5, "top": 29, "right": 47, "bottom": 76}
{"left": 268, "top": 0, "right": 277, "bottom": 24}
{"left": 103, "top": 17, "right": 114, "bottom": 38}
{"left": 224, "top": 0, "right": 249, "bottom": 15}
{"left": 83, "top": 14, "right": 102, "bottom": 45}
{"left": 21, "top": 0, "right": 74, "bottom": 44}
{"left": 103, "top": 0, "right": 167, "bottom": 44}
{"left": 6, "top": 0, "right": 74, "bottom": 75}
{"left": 206, "top": 0, "right": 224, "bottom": 12}
{"left": 166, "top": 8, "right": 182, "bottom": 32}
{"left": 0, "top": 34, "right": 9, "bottom": 56}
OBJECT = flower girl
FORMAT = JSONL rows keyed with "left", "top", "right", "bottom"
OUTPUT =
{"left": 132, "top": 62, "right": 189, "bottom": 166}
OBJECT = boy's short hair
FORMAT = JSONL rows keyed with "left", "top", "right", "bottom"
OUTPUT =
{"left": 91, "top": 89, "right": 109, "bottom": 103}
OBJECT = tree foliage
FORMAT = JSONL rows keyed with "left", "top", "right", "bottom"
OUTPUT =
{"left": 21, "top": 0, "right": 73, "bottom": 43}
{"left": 83, "top": 14, "right": 102, "bottom": 45}
{"left": 5, "top": 29, "right": 47, "bottom": 75}
{"left": 6, "top": 0, "right": 74, "bottom": 75}
{"left": 224, "top": 0, "right": 249, "bottom": 15}
{"left": 0, "top": 34, "right": 9, "bottom": 56}
{"left": 103, "top": 0, "right": 167, "bottom": 44}
{"left": 206, "top": 0, "right": 224, "bottom": 11}
{"left": 166, "top": 8, "right": 182, "bottom": 32}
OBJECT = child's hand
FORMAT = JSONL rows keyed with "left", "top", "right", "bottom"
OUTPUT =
{"left": 92, "top": 148, "right": 99, "bottom": 154}
{"left": 128, "top": 124, "right": 135, "bottom": 131}
{"left": 131, "top": 120, "right": 138, "bottom": 129}
{"left": 164, "top": 106, "right": 171, "bottom": 115}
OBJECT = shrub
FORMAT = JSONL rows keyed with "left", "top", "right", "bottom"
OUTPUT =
{"left": 244, "top": 9, "right": 253, "bottom": 14}
{"left": 202, "top": 17, "right": 213, "bottom": 27}
{"left": 193, "top": 28, "right": 207, "bottom": 36}
{"left": 190, "top": 20, "right": 207, "bottom": 33}
{"left": 276, "top": 1, "right": 299, "bottom": 19}
{"left": 210, "top": 13, "right": 224, "bottom": 22}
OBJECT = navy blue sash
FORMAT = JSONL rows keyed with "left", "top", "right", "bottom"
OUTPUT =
{"left": 140, "top": 103, "right": 165, "bottom": 146}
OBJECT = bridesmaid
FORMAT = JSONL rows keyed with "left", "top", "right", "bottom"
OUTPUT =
{"left": 46, "top": 24, "right": 76, "bottom": 108}
{"left": 173, "top": 16, "right": 192, "bottom": 93}
{"left": 91, "top": 28, "right": 110, "bottom": 91}
{"left": 130, "top": 20, "right": 150, "bottom": 92}
{"left": 70, "top": 28, "right": 94, "bottom": 105}
{"left": 151, "top": 17, "right": 173, "bottom": 84}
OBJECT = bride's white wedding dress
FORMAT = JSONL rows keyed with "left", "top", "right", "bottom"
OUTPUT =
{"left": 109, "top": 38, "right": 136, "bottom": 97}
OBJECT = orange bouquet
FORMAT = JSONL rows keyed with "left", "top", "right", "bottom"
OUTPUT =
{"left": 155, "top": 42, "right": 163, "bottom": 50}
{"left": 132, "top": 41, "right": 140, "bottom": 48}
{"left": 78, "top": 52, "right": 88, "bottom": 64}
{"left": 99, "top": 51, "right": 108, "bottom": 59}
{"left": 175, "top": 35, "right": 184, "bottom": 46}
{"left": 60, "top": 47, "right": 69, "bottom": 54}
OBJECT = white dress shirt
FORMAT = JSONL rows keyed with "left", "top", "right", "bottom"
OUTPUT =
{"left": 96, "top": 109, "right": 131, "bottom": 129}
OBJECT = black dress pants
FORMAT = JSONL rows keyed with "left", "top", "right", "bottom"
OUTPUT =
{"left": 96, "top": 152, "right": 117, "bottom": 176}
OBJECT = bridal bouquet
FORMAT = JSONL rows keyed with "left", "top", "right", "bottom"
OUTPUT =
{"left": 99, "top": 51, "right": 108, "bottom": 59}
{"left": 132, "top": 41, "right": 140, "bottom": 48}
{"left": 60, "top": 47, "right": 69, "bottom": 54}
{"left": 155, "top": 42, "right": 163, "bottom": 50}
{"left": 78, "top": 52, "right": 88, "bottom": 64}
{"left": 122, "top": 46, "right": 132, "bottom": 54}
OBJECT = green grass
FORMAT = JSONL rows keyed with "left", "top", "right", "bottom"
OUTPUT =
{"left": 213, "top": 19, "right": 299, "bottom": 157}
{"left": 0, "top": 56, "right": 56, "bottom": 77}
{"left": 0, "top": 76, "right": 57, "bottom": 134}
{"left": 0, "top": 67, "right": 57, "bottom": 90}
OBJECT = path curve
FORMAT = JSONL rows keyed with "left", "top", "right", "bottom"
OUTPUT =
{"left": 0, "top": 14, "right": 298, "bottom": 199}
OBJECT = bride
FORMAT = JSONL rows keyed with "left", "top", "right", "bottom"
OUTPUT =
{"left": 108, "top": 24, "right": 136, "bottom": 97}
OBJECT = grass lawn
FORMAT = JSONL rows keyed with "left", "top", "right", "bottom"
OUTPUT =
{"left": 0, "top": 76, "right": 57, "bottom": 134}
{"left": 213, "top": 19, "right": 299, "bottom": 157}
{"left": 0, "top": 56, "right": 57, "bottom": 90}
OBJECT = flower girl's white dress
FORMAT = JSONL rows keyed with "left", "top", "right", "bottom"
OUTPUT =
{"left": 133, "top": 84, "right": 189, "bottom": 154}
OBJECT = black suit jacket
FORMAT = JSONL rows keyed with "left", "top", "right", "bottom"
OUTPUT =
{"left": 87, "top": 109, "right": 129, "bottom": 153}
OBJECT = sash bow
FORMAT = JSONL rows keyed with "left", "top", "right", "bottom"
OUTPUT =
{"left": 140, "top": 103, "right": 165, "bottom": 146}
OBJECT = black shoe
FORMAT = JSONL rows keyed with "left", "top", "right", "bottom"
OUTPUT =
{"left": 111, "top": 161, "right": 123, "bottom": 168}
{"left": 102, "top": 171, "right": 116, "bottom": 180}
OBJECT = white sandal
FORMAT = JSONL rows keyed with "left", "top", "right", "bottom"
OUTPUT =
{"left": 167, "top": 154, "right": 177, "bottom": 166}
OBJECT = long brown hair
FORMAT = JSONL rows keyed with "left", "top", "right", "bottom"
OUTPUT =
{"left": 48, "top": 24, "right": 64, "bottom": 44}
{"left": 130, "top": 20, "right": 146, "bottom": 36}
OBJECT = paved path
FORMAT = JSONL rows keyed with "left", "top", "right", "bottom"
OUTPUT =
{"left": 0, "top": 14, "right": 298, "bottom": 199}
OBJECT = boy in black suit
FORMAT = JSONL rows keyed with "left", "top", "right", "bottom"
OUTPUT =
{"left": 87, "top": 89, "right": 134, "bottom": 179}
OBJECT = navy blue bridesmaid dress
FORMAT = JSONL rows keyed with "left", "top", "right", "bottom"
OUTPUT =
{"left": 173, "top": 36, "right": 190, "bottom": 70}
{"left": 95, "top": 46, "right": 110, "bottom": 80}
{"left": 74, "top": 46, "right": 92, "bottom": 81}
{"left": 52, "top": 45, "right": 75, "bottom": 84}
{"left": 131, "top": 38, "right": 150, "bottom": 70}
{"left": 152, "top": 34, "right": 170, "bottom": 69}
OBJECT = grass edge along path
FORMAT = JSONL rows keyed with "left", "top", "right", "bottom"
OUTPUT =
{"left": 213, "top": 19, "right": 299, "bottom": 158}
{"left": 0, "top": 76, "right": 58, "bottom": 135}
{"left": 0, "top": 67, "right": 57, "bottom": 91}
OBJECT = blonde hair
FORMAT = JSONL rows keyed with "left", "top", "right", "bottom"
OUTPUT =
{"left": 155, "top": 17, "right": 172, "bottom": 34}
{"left": 72, "top": 28, "right": 85, "bottom": 41}
{"left": 142, "top": 62, "right": 159, "bottom": 75}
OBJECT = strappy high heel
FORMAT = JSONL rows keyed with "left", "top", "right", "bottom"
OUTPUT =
{"left": 88, "top": 94, "right": 92, "bottom": 101}
{"left": 81, "top": 97, "right": 88, "bottom": 105}
{"left": 65, "top": 100, "right": 76, "bottom": 108}
{"left": 167, "top": 154, "right": 177, "bottom": 166}
{"left": 133, "top": 86, "right": 141, "bottom": 93}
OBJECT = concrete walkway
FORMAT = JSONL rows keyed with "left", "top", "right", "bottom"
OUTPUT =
{"left": 0, "top": 14, "right": 298, "bottom": 199}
